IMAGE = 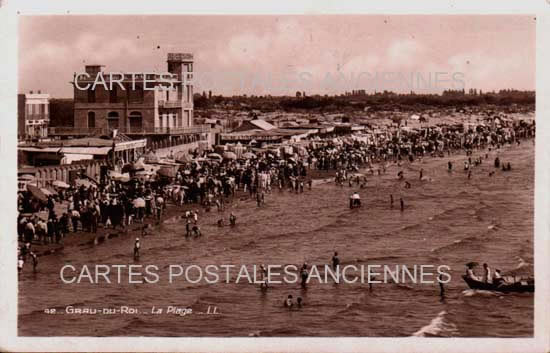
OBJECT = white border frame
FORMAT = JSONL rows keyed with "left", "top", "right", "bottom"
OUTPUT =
{"left": 1, "top": 1, "right": 549, "bottom": 352}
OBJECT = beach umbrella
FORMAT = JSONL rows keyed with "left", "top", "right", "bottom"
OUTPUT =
{"left": 19, "top": 174, "right": 35, "bottom": 181}
{"left": 52, "top": 180, "right": 70, "bottom": 188}
{"left": 27, "top": 184, "right": 47, "bottom": 202}
{"left": 133, "top": 197, "right": 145, "bottom": 208}
{"left": 243, "top": 152, "right": 256, "bottom": 159}
{"left": 223, "top": 151, "right": 237, "bottom": 160}
{"left": 208, "top": 153, "right": 223, "bottom": 160}
{"left": 40, "top": 188, "right": 55, "bottom": 196}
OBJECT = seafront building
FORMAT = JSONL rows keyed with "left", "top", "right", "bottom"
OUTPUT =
{"left": 18, "top": 91, "right": 50, "bottom": 140}
{"left": 17, "top": 53, "right": 212, "bottom": 189}
{"left": 48, "top": 53, "right": 210, "bottom": 151}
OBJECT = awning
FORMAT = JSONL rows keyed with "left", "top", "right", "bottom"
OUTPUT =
{"left": 60, "top": 147, "right": 112, "bottom": 155}
{"left": 27, "top": 184, "right": 47, "bottom": 202}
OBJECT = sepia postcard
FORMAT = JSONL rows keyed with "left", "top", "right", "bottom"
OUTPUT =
{"left": 0, "top": 1, "right": 549, "bottom": 352}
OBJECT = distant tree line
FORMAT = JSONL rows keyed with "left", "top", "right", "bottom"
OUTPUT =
{"left": 194, "top": 90, "right": 535, "bottom": 113}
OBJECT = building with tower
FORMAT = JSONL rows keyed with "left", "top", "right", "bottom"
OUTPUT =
{"left": 49, "top": 53, "right": 210, "bottom": 153}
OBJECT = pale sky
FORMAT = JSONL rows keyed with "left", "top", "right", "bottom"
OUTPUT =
{"left": 18, "top": 15, "right": 536, "bottom": 97}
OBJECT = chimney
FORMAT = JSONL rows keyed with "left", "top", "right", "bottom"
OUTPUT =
{"left": 85, "top": 65, "right": 105, "bottom": 76}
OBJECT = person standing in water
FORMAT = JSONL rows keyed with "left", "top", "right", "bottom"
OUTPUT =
{"left": 400, "top": 198, "right": 404, "bottom": 212}
{"left": 419, "top": 168, "right": 424, "bottom": 180}
{"left": 18, "top": 256, "right": 24, "bottom": 274}
{"left": 390, "top": 194, "right": 394, "bottom": 209}
{"left": 483, "top": 263, "right": 492, "bottom": 283}
{"left": 30, "top": 252, "right": 38, "bottom": 273}
{"left": 134, "top": 238, "right": 141, "bottom": 260}
{"left": 332, "top": 252, "right": 340, "bottom": 271}
{"left": 229, "top": 212, "right": 237, "bottom": 226}
{"left": 300, "top": 263, "right": 309, "bottom": 288}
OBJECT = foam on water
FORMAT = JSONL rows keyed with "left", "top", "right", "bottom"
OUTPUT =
{"left": 411, "top": 311, "right": 458, "bottom": 337}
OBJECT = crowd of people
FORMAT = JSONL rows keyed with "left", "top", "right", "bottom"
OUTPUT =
{"left": 17, "top": 117, "right": 535, "bottom": 276}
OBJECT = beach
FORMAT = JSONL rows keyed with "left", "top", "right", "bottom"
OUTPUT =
{"left": 18, "top": 140, "right": 534, "bottom": 337}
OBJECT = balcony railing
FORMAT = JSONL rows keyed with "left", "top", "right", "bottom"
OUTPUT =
{"left": 49, "top": 125, "right": 210, "bottom": 136}
{"left": 158, "top": 100, "right": 182, "bottom": 108}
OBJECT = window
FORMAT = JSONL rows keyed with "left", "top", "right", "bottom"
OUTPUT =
{"left": 109, "top": 85, "right": 118, "bottom": 103}
{"left": 185, "top": 110, "right": 190, "bottom": 127}
{"left": 88, "top": 112, "right": 96, "bottom": 128}
{"left": 88, "top": 88, "right": 96, "bottom": 103}
{"left": 186, "top": 85, "right": 191, "bottom": 103}
{"left": 128, "top": 111, "right": 142, "bottom": 131}
{"left": 107, "top": 112, "right": 119, "bottom": 129}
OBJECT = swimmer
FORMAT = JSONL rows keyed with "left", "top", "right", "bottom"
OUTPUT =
{"left": 284, "top": 295, "right": 293, "bottom": 308}
{"left": 296, "top": 297, "right": 304, "bottom": 308}
{"left": 217, "top": 218, "right": 224, "bottom": 227}
{"left": 397, "top": 171, "right": 404, "bottom": 180}
{"left": 229, "top": 213, "right": 237, "bottom": 226}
